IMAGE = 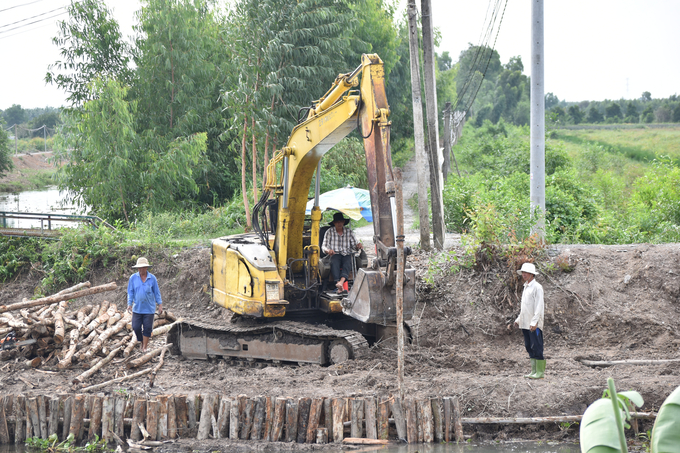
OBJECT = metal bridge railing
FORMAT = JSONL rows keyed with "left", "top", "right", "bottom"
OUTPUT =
{"left": 0, "top": 212, "right": 115, "bottom": 238}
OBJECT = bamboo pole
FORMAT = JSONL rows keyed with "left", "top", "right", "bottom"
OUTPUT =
{"left": 0, "top": 282, "right": 117, "bottom": 313}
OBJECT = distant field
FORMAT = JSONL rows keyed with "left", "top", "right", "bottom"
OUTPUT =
{"left": 555, "top": 125, "right": 680, "bottom": 162}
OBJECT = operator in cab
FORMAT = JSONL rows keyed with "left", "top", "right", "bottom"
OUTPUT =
{"left": 322, "top": 212, "right": 363, "bottom": 293}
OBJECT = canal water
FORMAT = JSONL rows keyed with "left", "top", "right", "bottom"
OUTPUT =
{"left": 0, "top": 442, "right": 580, "bottom": 453}
{"left": 0, "top": 187, "right": 85, "bottom": 229}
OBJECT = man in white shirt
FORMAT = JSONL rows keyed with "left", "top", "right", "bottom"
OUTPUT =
{"left": 513, "top": 262, "right": 545, "bottom": 379}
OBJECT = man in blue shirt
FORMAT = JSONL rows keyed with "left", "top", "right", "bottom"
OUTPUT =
{"left": 127, "top": 257, "right": 163, "bottom": 352}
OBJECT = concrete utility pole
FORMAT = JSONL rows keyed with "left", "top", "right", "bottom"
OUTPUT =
{"left": 406, "top": 0, "right": 431, "bottom": 251}
{"left": 420, "top": 0, "right": 446, "bottom": 250}
{"left": 530, "top": 0, "right": 545, "bottom": 239}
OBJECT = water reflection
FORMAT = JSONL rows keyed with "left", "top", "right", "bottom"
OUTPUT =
{"left": 0, "top": 187, "right": 85, "bottom": 229}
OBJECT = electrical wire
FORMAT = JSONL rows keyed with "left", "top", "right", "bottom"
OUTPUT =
{"left": 0, "top": 5, "right": 67, "bottom": 29}
{"left": 0, "top": 0, "right": 49, "bottom": 14}
{"left": 0, "top": 10, "right": 67, "bottom": 35}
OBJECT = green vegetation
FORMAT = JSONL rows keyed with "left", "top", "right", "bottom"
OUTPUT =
{"left": 26, "top": 433, "right": 112, "bottom": 453}
{"left": 443, "top": 120, "right": 680, "bottom": 244}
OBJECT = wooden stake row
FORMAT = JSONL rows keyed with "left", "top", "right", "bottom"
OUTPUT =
{"left": 0, "top": 393, "right": 465, "bottom": 444}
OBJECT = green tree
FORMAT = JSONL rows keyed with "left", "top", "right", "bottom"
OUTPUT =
{"left": 673, "top": 104, "right": 680, "bottom": 123}
{"left": 0, "top": 118, "right": 14, "bottom": 176}
{"left": 624, "top": 101, "right": 638, "bottom": 123}
{"left": 3, "top": 104, "right": 26, "bottom": 126}
{"left": 586, "top": 106, "right": 603, "bottom": 123}
{"left": 545, "top": 92, "right": 560, "bottom": 110}
{"left": 641, "top": 91, "right": 652, "bottom": 102}
{"left": 29, "top": 111, "right": 61, "bottom": 131}
{"left": 54, "top": 79, "right": 206, "bottom": 222}
{"left": 568, "top": 105, "right": 583, "bottom": 124}
{"left": 605, "top": 102, "right": 622, "bottom": 121}
{"left": 46, "top": 0, "right": 132, "bottom": 108}
{"left": 641, "top": 105, "right": 654, "bottom": 123}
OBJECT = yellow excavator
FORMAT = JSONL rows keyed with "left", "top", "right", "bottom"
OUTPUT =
{"left": 168, "top": 54, "right": 416, "bottom": 365}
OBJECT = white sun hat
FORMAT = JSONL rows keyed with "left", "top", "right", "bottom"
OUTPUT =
{"left": 517, "top": 262, "right": 538, "bottom": 275}
{"left": 132, "top": 257, "right": 152, "bottom": 268}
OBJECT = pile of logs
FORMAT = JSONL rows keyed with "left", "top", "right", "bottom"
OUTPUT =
{"left": 0, "top": 282, "right": 178, "bottom": 385}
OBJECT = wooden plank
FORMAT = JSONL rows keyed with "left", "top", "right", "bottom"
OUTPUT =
{"left": 431, "top": 397, "right": 443, "bottom": 442}
{"left": 284, "top": 398, "right": 298, "bottom": 442}
{"left": 101, "top": 396, "right": 114, "bottom": 441}
{"left": 186, "top": 396, "right": 197, "bottom": 438}
{"left": 251, "top": 397, "right": 265, "bottom": 440}
{"left": 13, "top": 396, "right": 25, "bottom": 444}
{"left": 331, "top": 398, "right": 345, "bottom": 443}
{"left": 316, "top": 427, "right": 328, "bottom": 444}
{"left": 241, "top": 398, "right": 255, "bottom": 440}
{"left": 3, "top": 396, "right": 13, "bottom": 444}
{"left": 418, "top": 399, "right": 434, "bottom": 443}
{"left": 364, "top": 396, "right": 377, "bottom": 439}
{"left": 167, "top": 396, "right": 178, "bottom": 439}
{"left": 390, "top": 397, "right": 406, "bottom": 441}
{"left": 216, "top": 396, "right": 230, "bottom": 439}
{"left": 270, "top": 397, "right": 286, "bottom": 442}
{"left": 88, "top": 396, "right": 102, "bottom": 441}
{"left": 69, "top": 394, "right": 85, "bottom": 442}
{"left": 197, "top": 394, "right": 214, "bottom": 440}
{"left": 0, "top": 400, "right": 9, "bottom": 444}
{"left": 296, "top": 397, "right": 311, "bottom": 443}
{"left": 377, "top": 399, "right": 390, "bottom": 440}
{"left": 350, "top": 398, "right": 363, "bottom": 439}
{"left": 323, "top": 397, "right": 333, "bottom": 442}
{"left": 405, "top": 397, "right": 417, "bottom": 443}
{"left": 451, "top": 397, "right": 463, "bottom": 442}
{"left": 157, "top": 396, "right": 169, "bottom": 440}
{"left": 443, "top": 397, "right": 451, "bottom": 442}
{"left": 343, "top": 437, "right": 390, "bottom": 445}
{"left": 306, "top": 398, "right": 323, "bottom": 443}
{"left": 146, "top": 400, "right": 159, "bottom": 441}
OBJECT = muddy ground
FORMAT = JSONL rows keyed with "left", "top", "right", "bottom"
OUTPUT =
{"left": 1, "top": 240, "right": 679, "bottom": 445}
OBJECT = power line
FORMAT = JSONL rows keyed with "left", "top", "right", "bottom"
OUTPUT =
{"left": 0, "top": 0, "right": 49, "bottom": 14}
{"left": 0, "top": 10, "right": 67, "bottom": 35}
{"left": 0, "top": 20, "right": 54, "bottom": 40}
{"left": 0, "top": 5, "right": 67, "bottom": 29}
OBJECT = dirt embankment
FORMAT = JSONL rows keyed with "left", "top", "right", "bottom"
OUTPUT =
{"left": 1, "top": 241, "right": 679, "bottom": 443}
{"left": 0, "top": 152, "right": 57, "bottom": 191}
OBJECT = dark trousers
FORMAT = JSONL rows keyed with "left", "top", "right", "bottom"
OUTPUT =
{"left": 522, "top": 328, "right": 544, "bottom": 360}
{"left": 330, "top": 254, "right": 353, "bottom": 282}
{"left": 132, "top": 312, "right": 155, "bottom": 341}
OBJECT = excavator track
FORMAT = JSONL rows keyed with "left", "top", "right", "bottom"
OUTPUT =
{"left": 167, "top": 318, "right": 369, "bottom": 366}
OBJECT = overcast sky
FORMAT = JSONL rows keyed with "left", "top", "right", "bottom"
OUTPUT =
{"left": 1, "top": 0, "right": 678, "bottom": 110}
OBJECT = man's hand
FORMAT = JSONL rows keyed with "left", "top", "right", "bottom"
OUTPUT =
{"left": 530, "top": 325, "right": 536, "bottom": 332}
{"left": 514, "top": 321, "right": 518, "bottom": 328}
{"left": 356, "top": 242, "right": 363, "bottom": 250}
{"left": 127, "top": 305, "right": 132, "bottom": 314}
{"left": 157, "top": 304, "right": 163, "bottom": 314}
{"left": 327, "top": 249, "right": 335, "bottom": 256}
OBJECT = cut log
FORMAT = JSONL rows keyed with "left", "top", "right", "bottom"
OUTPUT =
{"left": 157, "top": 396, "right": 168, "bottom": 440}
{"left": 114, "top": 396, "right": 125, "bottom": 440}
{"left": 452, "top": 397, "right": 463, "bottom": 442}
{"left": 263, "top": 396, "right": 273, "bottom": 441}
{"left": 197, "top": 394, "right": 214, "bottom": 440}
{"left": 127, "top": 344, "right": 171, "bottom": 370}
{"left": 431, "top": 397, "right": 443, "bottom": 442}
{"left": 0, "top": 400, "right": 9, "bottom": 444}
{"left": 37, "top": 395, "right": 48, "bottom": 439}
{"left": 229, "top": 396, "right": 240, "bottom": 440}
{"left": 123, "top": 333, "right": 138, "bottom": 358}
{"left": 0, "top": 282, "right": 117, "bottom": 313}
{"left": 316, "top": 427, "right": 328, "bottom": 444}
{"left": 296, "top": 397, "right": 311, "bottom": 443}
{"left": 216, "top": 397, "right": 230, "bottom": 440}
{"left": 186, "top": 396, "right": 197, "bottom": 438}
{"left": 55, "top": 282, "right": 92, "bottom": 295}
{"left": 251, "top": 397, "right": 265, "bottom": 440}
{"left": 377, "top": 399, "right": 390, "bottom": 440}
{"left": 323, "top": 397, "right": 333, "bottom": 442}
{"left": 58, "top": 326, "right": 81, "bottom": 369}
{"left": 53, "top": 303, "right": 66, "bottom": 344}
{"left": 285, "top": 398, "right": 298, "bottom": 442}
{"left": 167, "top": 396, "right": 177, "bottom": 439}
{"left": 102, "top": 396, "right": 114, "bottom": 441}
{"left": 78, "top": 314, "right": 130, "bottom": 363}
{"left": 331, "top": 398, "right": 344, "bottom": 443}
{"left": 306, "top": 398, "right": 323, "bottom": 443}
{"left": 73, "top": 346, "right": 122, "bottom": 385}
{"left": 364, "top": 396, "right": 377, "bottom": 439}
{"left": 390, "top": 397, "right": 406, "bottom": 441}
{"left": 271, "top": 397, "right": 286, "bottom": 442}
{"left": 443, "top": 397, "right": 452, "bottom": 442}
{"left": 151, "top": 319, "right": 183, "bottom": 338}
{"left": 130, "top": 399, "right": 146, "bottom": 441}
{"left": 149, "top": 345, "right": 168, "bottom": 388}
{"left": 174, "top": 396, "right": 188, "bottom": 439}
{"left": 418, "top": 399, "right": 434, "bottom": 443}
{"left": 343, "top": 438, "right": 390, "bottom": 445}
{"left": 13, "top": 396, "right": 25, "bottom": 444}
{"left": 88, "top": 396, "right": 102, "bottom": 441}
{"left": 62, "top": 396, "right": 73, "bottom": 440}
{"left": 146, "top": 400, "right": 159, "bottom": 441}
{"left": 405, "top": 398, "right": 417, "bottom": 443}
{"left": 69, "top": 394, "right": 85, "bottom": 442}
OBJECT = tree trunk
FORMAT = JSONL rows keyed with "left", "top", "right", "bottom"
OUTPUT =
{"left": 0, "top": 283, "right": 117, "bottom": 313}
{"left": 406, "top": 0, "right": 432, "bottom": 251}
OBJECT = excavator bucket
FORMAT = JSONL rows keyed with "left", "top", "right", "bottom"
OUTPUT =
{"left": 341, "top": 267, "right": 416, "bottom": 325}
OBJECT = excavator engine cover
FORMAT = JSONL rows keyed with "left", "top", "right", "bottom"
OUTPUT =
{"left": 341, "top": 267, "right": 416, "bottom": 325}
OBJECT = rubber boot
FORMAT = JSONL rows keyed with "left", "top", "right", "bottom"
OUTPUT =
{"left": 530, "top": 359, "right": 546, "bottom": 379}
{"left": 524, "top": 359, "right": 536, "bottom": 378}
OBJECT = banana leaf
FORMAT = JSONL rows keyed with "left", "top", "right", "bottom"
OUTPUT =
{"left": 651, "top": 385, "right": 680, "bottom": 453}
{"left": 580, "top": 389, "right": 644, "bottom": 453}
